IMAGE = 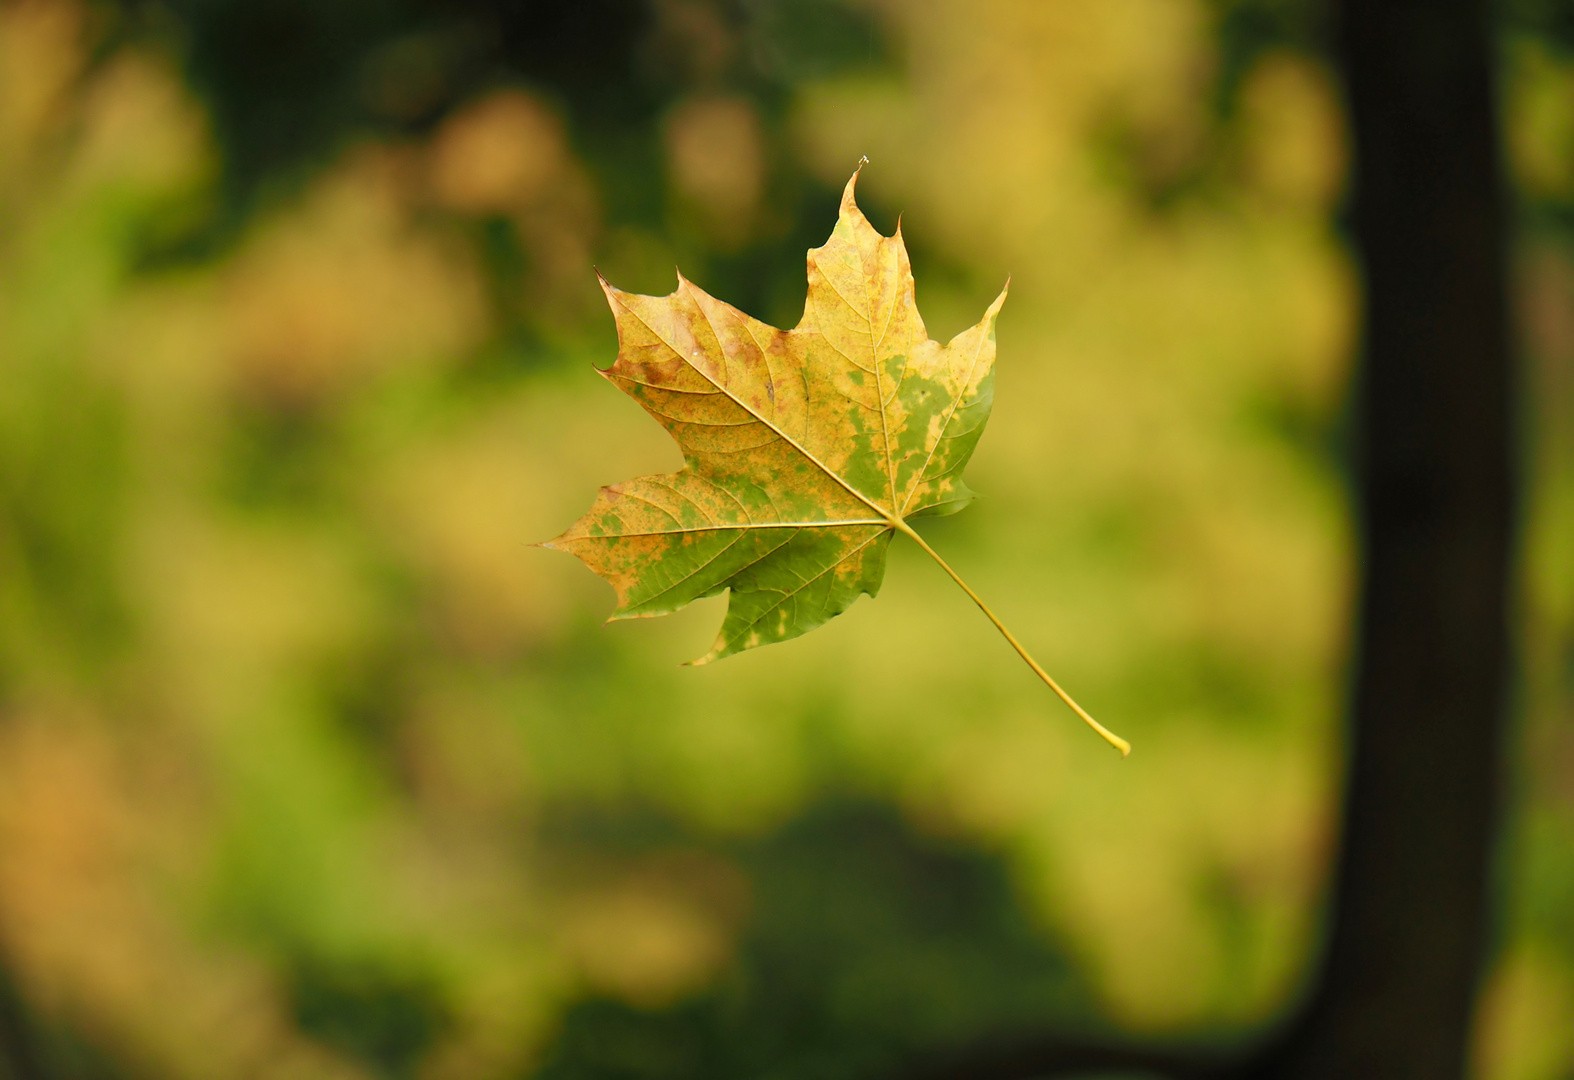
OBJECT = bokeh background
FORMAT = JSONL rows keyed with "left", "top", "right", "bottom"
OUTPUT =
{"left": 0, "top": 0, "right": 1569, "bottom": 1077}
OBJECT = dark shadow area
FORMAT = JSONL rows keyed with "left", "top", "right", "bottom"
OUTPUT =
{"left": 289, "top": 956, "right": 452, "bottom": 1080}
{"left": 0, "top": 958, "right": 129, "bottom": 1080}
{"left": 532, "top": 800, "right": 1094, "bottom": 1080}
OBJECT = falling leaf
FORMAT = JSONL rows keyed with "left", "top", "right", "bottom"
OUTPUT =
{"left": 542, "top": 168, "right": 1127, "bottom": 755}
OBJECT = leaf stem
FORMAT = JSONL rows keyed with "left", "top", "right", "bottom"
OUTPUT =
{"left": 893, "top": 520, "right": 1131, "bottom": 757}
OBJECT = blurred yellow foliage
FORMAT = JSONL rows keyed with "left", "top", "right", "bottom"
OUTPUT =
{"left": 1475, "top": 947, "right": 1574, "bottom": 1080}
{"left": 224, "top": 155, "right": 486, "bottom": 404}
{"left": 664, "top": 95, "right": 766, "bottom": 244}
{"left": 430, "top": 91, "right": 569, "bottom": 215}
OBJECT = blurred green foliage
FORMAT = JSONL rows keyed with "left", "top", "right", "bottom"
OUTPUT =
{"left": 0, "top": 1, "right": 1570, "bottom": 1079}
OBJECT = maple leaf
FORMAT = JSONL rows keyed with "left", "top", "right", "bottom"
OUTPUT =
{"left": 542, "top": 169, "right": 1128, "bottom": 755}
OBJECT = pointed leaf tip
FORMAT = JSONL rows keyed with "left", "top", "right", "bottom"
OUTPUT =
{"left": 985, "top": 280, "right": 1010, "bottom": 320}
{"left": 840, "top": 167, "right": 862, "bottom": 217}
{"left": 596, "top": 272, "right": 620, "bottom": 307}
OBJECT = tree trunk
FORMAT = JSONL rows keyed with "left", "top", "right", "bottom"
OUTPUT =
{"left": 1258, "top": 1, "right": 1517, "bottom": 1074}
